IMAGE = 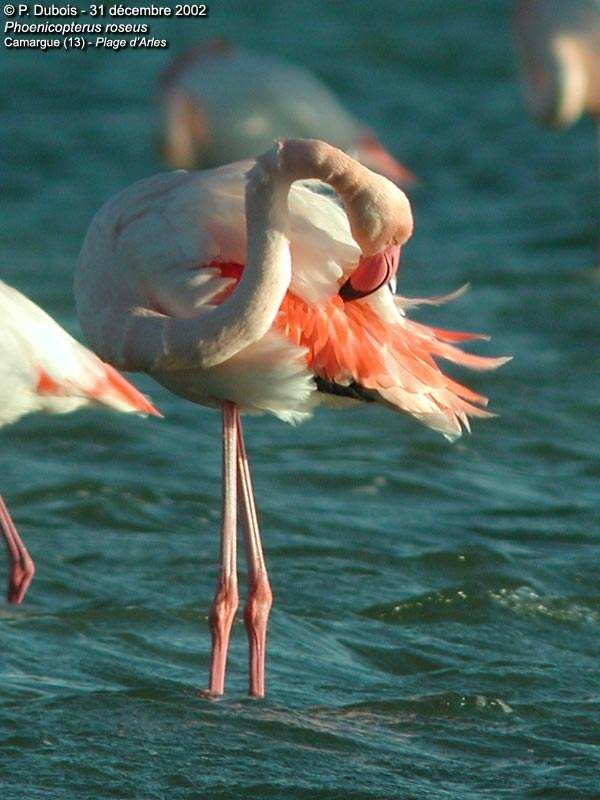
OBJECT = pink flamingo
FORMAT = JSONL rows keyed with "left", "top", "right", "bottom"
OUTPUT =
{"left": 513, "top": 0, "right": 599, "bottom": 130}
{"left": 513, "top": 0, "right": 600, "bottom": 260}
{"left": 75, "top": 139, "right": 508, "bottom": 698}
{"left": 157, "top": 39, "right": 415, "bottom": 186}
{"left": 0, "top": 280, "right": 160, "bottom": 604}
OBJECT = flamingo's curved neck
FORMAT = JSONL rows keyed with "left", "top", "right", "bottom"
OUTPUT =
{"left": 225, "top": 141, "right": 367, "bottom": 366}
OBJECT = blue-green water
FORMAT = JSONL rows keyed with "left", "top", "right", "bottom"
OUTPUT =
{"left": 1, "top": 1, "right": 599, "bottom": 798}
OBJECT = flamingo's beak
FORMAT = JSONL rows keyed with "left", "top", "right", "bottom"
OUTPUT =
{"left": 339, "top": 244, "right": 401, "bottom": 301}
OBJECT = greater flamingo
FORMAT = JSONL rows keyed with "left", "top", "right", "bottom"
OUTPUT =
{"left": 75, "top": 139, "right": 508, "bottom": 698}
{"left": 0, "top": 280, "right": 159, "bottom": 604}
{"left": 513, "top": 1, "right": 600, "bottom": 262}
{"left": 513, "top": 0, "right": 599, "bottom": 130}
{"left": 157, "top": 39, "right": 415, "bottom": 186}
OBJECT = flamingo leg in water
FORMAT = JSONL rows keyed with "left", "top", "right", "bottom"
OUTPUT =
{"left": 206, "top": 401, "right": 239, "bottom": 696}
{"left": 236, "top": 414, "right": 273, "bottom": 699}
{"left": 0, "top": 494, "right": 35, "bottom": 604}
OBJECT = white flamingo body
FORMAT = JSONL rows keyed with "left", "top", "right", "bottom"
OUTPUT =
{"left": 76, "top": 165, "right": 348, "bottom": 422}
{"left": 0, "top": 279, "right": 159, "bottom": 603}
{"left": 169, "top": 50, "right": 361, "bottom": 160}
{"left": 158, "top": 41, "right": 415, "bottom": 185}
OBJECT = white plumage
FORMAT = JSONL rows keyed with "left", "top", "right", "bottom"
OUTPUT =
{"left": 0, "top": 279, "right": 158, "bottom": 427}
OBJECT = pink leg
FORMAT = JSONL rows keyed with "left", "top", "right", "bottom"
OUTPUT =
{"left": 236, "top": 415, "right": 273, "bottom": 699}
{"left": 0, "top": 494, "right": 35, "bottom": 604}
{"left": 204, "top": 401, "right": 239, "bottom": 697}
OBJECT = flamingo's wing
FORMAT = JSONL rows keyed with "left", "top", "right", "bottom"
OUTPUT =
{"left": 200, "top": 259, "right": 508, "bottom": 438}
{"left": 174, "top": 163, "right": 360, "bottom": 305}
{"left": 82, "top": 163, "right": 359, "bottom": 322}
{"left": 278, "top": 285, "right": 509, "bottom": 441}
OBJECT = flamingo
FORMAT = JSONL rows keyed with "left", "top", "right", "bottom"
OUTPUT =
{"left": 513, "top": 0, "right": 600, "bottom": 129}
{"left": 157, "top": 39, "right": 415, "bottom": 186}
{"left": 0, "top": 280, "right": 160, "bottom": 604}
{"left": 74, "top": 138, "right": 508, "bottom": 698}
{"left": 513, "top": 1, "right": 600, "bottom": 261}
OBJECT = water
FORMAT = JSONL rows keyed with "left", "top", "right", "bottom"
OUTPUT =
{"left": 1, "top": 1, "right": 599, "bottom": 797}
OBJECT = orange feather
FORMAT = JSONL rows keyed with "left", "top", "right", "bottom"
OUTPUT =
{"left": 207, "top": 261, "right": 507, "bottom": 432}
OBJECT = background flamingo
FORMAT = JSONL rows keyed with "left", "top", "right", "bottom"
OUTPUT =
{"left": 513, "top": 1, "right": 600, "bottom": 257}
{"left": 513, "top": 0, "right": 599, "bottom": 129}
{"left": 75, "top": 138, "right": 508, "bottom": 698}
{"left": 0, "top": 280, "right": 159, "bottom": 604}
{"left": 157, "top": 39, "right": 415, "bottom": 186}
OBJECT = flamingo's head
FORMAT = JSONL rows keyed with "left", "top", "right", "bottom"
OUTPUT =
{"left": 343, "top": 172, "right": 413, "bottom": 256}
{"left": 339, "top": 162, "right": 413, "bottom": 300}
